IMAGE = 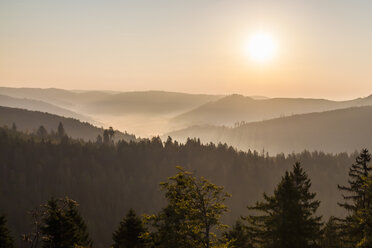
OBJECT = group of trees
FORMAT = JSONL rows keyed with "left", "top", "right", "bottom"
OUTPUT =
{"left": 2, "top": 151, "right": 371, "bottom": 248}
{"left": 0, "top": 124, "right": 368, "bottom": 247}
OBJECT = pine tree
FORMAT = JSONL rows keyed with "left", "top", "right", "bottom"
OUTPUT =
{"left": 338, "top": 148, "right": 371, "bottom": 211}
{"left": 11, "top": 122, "right": 16, "bottom": 131}
{"left": 57, "top": 122, "right": 66, "bottom": 138}
{"left": 37, "top": 125, "right": 48, "bottom": 139}
{"left": 338, "top": 149, "right": 372, "bottom": 246}
{"left": 0, "top": 215, "right": 15, "bottom": 248}
{"left": 321, "top": 216, "right": 344, "bottom": 248}
{"left": 112, "top": 208, "right": 147, "bottom": 248}
{"left": 65, "top": 200, "right": 92, "bottom": 247}
{"left": 245, "top": 162, "right": 322, "bottom": 248}
{"left": 41, "top": 197, "right": 92, "bottom": 248}
{"left": 353, "top": 176, "right": 372, "bottom": 248}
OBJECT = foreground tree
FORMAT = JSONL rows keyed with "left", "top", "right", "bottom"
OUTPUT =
{"left": 245, "top": 162, "right": 322, "bottom": 248}
{"left": 23, "top": 197, "right": 92, "bottom": 248}
{"left": 41, "top": 197, "right": 92, "bottom": 248}
{"left": 321, "top": 216, "right": 344, "bottom": 248}
{"left": 0, "top": 215, "right": 15, "bottom": 248}
{"left": 146, "top": 166, "right": 230, "bottom": 248}
{"left": 112, "top": 208, "right": 147, "bottom": 248}
{"left": 222, "top": 220, "right": 253, "bottom": 248}
{"left": 338, "top": 149, "right": 372, "bottom": 247}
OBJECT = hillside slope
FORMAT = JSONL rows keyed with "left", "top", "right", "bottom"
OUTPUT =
{"left": 0, "top": 87, "right": 222, "bottom": 115}
{"left": 0, "top": 94, "right": 94, "bottom": 122}
{"left": 0, "top": 106, "right": 136, "bottom": 141}
{"left": 171, "top": 94, "right": 372, "bottom": 127}
{"left": 168, "top": 106, "right": 372, "bottom": 154}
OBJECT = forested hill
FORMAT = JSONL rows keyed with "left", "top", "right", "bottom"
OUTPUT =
{"left": 171, "top": 94, "right": 372, "bottom": 127}
{"left": 168, "top": 106, "right": 372, "bottom": 154}
{"left": 0, "top": 106, "right": 136, "bottom": 142}
{"left": 0, "top": 126, "right": 355, "bottom": 247}
{"left": 0, "top": 94, "right": 94, "bottom": 122}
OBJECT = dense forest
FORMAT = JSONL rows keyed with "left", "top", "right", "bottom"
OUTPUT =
{"left": 0, "top": 123, "right": 364, "bottom": 247}
{"left": 169, "top": 106, "right": 372, "bottom": 154}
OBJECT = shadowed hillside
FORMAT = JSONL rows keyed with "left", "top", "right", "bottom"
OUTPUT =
{"left": 168, "top": 106, "right": 372, "bottom": 154}
{"left": 0, "top": 94, "right": 94, "bottom": 123}
{"left": 0, "top": 106, "right": 136, "bottom": 142}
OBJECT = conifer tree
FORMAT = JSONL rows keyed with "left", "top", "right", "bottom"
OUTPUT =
{"left": 37, "top": 125, "right": 48, "bottom": 139}
{"left": 0, "top": 215, "right": 15, "bottom": 248}
{"left": 338, "top": 149, "right": 372, "bottom": 246}
{"left": 41, "top": 197, "right": 92, "bottom": 248}
{"left": 353, "top": 176, "right": 372, "bottom": 248}
{"left": 245, "top": 162, "right": 322, "bottom": 248}
{"left": 11, "top": 122, "right": 17, "bottom": 131}
{"left": 57, "top": 122, "right": 66, "bottom": 138}
{"left": 321, "top": 216, "right": 344, "bottom": 248}
{"left": 112, "top": 208, "right": 147, "bottom": 248}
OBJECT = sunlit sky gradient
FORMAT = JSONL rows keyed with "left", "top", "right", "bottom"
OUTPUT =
{"left": 1, "top": 0, "right": 372, "bottom": 100}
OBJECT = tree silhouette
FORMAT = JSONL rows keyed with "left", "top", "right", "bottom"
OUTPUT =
{"left": 112, "top": 208, "right": 147, "bottom": 248}
{"left": 245, "top": 162, "right": 322, "bottom": 248}
{"left": 0, "top": 215, "right": 15, "bottom": 248}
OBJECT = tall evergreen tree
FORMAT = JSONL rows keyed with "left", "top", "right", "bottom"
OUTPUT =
{"left": 37, "top": 125, "right": 48, "bottom": 139}
{"left": 11, "top": 122, "right": 17, "bottom": 131}
{"left": 41, "top": 197, "right": 92, "bottom": 248}
{"left": 338, "top": 149, "right": 372, "bottom": 246}
{"left": 338, "top": 148, "right": 371, "bottom": 210}
{"left": 245, "top": 162, "right": 322, "bottom": 248}
{"left": 321, "top": 216, "right": 344, "bottom": 248}
{"left": 57, "top": 122, "right": 66, "bottom": 138}
{"left": 112, "top": 208, "right": 147, "bottom": 248}
{"left": 0, "top": 215, "right": 15, "bottom": 248}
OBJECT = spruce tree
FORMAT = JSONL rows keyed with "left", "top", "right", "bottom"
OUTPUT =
{"left": 245, "top": 162, "right": 322, "bottom": 248}
{"left": 338, "top": 148, "right": 371, "bottom": 211}
{"left": 112, "top": 208, "right": 147, "bottom": 248}
{"left": 338, "top": 149, "right": 372, "bottom": 246}
{"left": 57, "top": 122, "right": 66, "bottom": 138}
{"left": 0, "top": 215, "right": 15, "bottom": 248}
{"left": 65, "top": 200, "right": 92, "bottom": 247}
{"left": 321, "top": 216, "right": 344, "bottom": 248}
{"left": 41, "top": 197, "right": 92, "bottom": 248}
{"left": 11, "top": 122, "right": 16, "bottom": 131}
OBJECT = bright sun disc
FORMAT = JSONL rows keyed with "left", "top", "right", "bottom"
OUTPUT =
{"left": 245, "top": 32, "right": 277, "bottom": 63}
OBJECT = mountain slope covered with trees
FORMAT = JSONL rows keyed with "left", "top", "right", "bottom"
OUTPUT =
{"left": 0, "top": 126, "right": 355, "bottom": 247}
{"left": 168, "top": 106, "right": 372, "bottom": 154}
{"left": 0, "top": 106, "right": 136, "bottom": 142}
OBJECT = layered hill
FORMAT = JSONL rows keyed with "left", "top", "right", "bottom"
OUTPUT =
{"left": 0, "top": 94, "right": 94, "bottom": 122}
{"left": 168, "top": 106, "right": 372, "bottom": 154}
{"left": 171, "top": 94, "right": 372, "bottom": 127}
{"left": 0, "top": 87, "right": 222, "bottom": 115}
{"left": 0, "top": 106, "right": 136, "bottom": 141}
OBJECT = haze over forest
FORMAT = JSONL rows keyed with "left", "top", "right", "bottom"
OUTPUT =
{"left": 2, "top": 0, "right": 372, "bottom": 248}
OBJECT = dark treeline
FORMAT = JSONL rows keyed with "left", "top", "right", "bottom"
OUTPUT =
{"left": 0, "top": 124, "right": 358, "bottom": 247}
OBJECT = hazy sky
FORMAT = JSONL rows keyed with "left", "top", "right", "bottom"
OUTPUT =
{"left": 1, "top": 0, "right": 372, "bottom": 99}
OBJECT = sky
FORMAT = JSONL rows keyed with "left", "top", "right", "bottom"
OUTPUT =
{"left": 1, "top": 0, "right": 372, "bottom": 100}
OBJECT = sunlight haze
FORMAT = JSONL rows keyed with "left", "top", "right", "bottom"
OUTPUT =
{"left": 1, "top": 0, "right": 372, "bottom": 99}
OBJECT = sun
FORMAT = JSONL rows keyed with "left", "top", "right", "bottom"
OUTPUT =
{"left": 245, "top": 32, "right": 277, "bottom": 63}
